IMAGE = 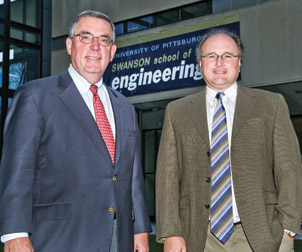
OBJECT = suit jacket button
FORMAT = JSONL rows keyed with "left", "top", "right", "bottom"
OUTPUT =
{"left": 206, "top": 177, "right": 211, "bottom": 182}
{"left": 113, "top": 176, "right": 117, "bottom": 182}
{"left": 205, "top": 204, "right": 210, "bottom": 209}
{"left": 207, "top": 152, "right": 210, "bottom": 157}
{"left": 108, "top": 208, "right": 114, "bottom": 213}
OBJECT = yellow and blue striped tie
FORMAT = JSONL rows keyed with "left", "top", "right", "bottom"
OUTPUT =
{"left": 210, "top": 92, "right": 233, "bottom": 243}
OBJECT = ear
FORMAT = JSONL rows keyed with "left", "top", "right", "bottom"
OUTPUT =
{"left": 66, "top": 37, "right": 72, "bottom": 56}
{"left": 109, "top": 44, "right": 117, "bottom": 62}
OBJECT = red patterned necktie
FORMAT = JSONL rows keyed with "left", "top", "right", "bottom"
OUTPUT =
{"left": 90, "top": 84, "right": 115, "bottom": 165}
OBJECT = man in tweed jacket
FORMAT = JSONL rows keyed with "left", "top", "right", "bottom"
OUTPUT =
{"left": 156, "top": 28, "right": 302, "bottom": 252}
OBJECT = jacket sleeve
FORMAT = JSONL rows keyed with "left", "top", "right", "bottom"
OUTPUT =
{"left": 156, "top": 103, "right": 184, "bottom": 242}
{"left": 273, "top": 94, "right": 302, "bottom": 235}
{"left": 0, "top": 85, "right": 41, "bottom": 236}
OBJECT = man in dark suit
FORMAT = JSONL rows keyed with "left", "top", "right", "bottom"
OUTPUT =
{"left": 0, "top": 10, "right": 151, "bottom": 252}
{"left": 156, "top": 28, "right": 301, "bottom": 252}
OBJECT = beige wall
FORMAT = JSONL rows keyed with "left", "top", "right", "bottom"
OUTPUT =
{"left": 52, "top": 0, "right": 198, "bottom": 38}
{"left": 239, "top": 0, "right": 302, "bottom": 87}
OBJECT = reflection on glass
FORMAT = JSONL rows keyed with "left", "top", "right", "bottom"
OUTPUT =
{"left": 127, "top": 16, "right": 153, "bottom": 33}
{"left": 1, "top": 49, "right": 17, "bottom": 88}
{"left": 10, "top": 44, "right": 40, "bottom": 83}
{"left": 115, "top": 23, "right": 123, "bottom": 36}
{"left": 9, "top": 62, "right": 27, "bottom": 90}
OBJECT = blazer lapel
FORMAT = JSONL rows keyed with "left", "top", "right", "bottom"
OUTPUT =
{"left": 232, "top": 85, "right": 257, "bottom": 142}
{"left": 187, "top": 89, "right": 210, "bottom": 149}
{"left": 58, "top": 71, "right": 113, "bottom": 166}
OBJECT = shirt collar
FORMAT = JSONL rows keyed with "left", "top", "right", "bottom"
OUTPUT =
{"left": 68, "top": 64, "right": 104, "bottom": 96}
{"left": 206, "top": 83, "right": 238, "bottom": 103}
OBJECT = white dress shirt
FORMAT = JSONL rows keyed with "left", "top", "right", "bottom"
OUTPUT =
{"left": 206, "top": 83, "right": 241, "bottom": 223}
{"left": 68, "top": 65, "right": 116, "bottom": 139}
{"left": 1, "top": 65, "right": 115, "bottom": 243}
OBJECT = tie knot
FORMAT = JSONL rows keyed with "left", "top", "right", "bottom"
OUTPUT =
{"left": 90, "top": 84, "right": 98, "bottom": 95}
{"left": 215, "top": 92, "right": 224, "bottom": 100}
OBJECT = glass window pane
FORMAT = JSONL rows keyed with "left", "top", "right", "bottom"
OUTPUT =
{"left": 0, "top": 23, "right": 3, "bottom": 36}
{"left": 181, "top": 1, "right": 212, "bottom": 20}
{"left": 11, "top": 0, "right": 23, "bottom": 24}
{"left": 145, "top": 174, "right": 155, "bottom": 216}
{"left": 9, "top": 62, "right": 26, "bottom": 90}
{"left": 8, "top": 97, "right": 13, "bottom": 108}
{"left": 26, "top": 0, "right": 39, "bottom": 28}
{"left": 144, "top": 130, "right": 155, "bottom": 173}
{"left": 0, "top": 1, "right": 4, "bottom": 19}
{"left": 115, "top": 23, "right": 124, "bottom": 36}
{"left": 9, "top": 44, "right": 40, "bottom": 90}
{"left": 0, "top": 40, "right": 4, "bottom": 88}
{"left": 11, "top": 0, "right": 41, "bottom": 28}
{"left": 127, "top": 16, "right": 153, "bottom": 34}
{"left": 153, "top": 9, "right": 179, "bottom": 27}
{"left": 11, "top": 27, "right": 40, "bottom": 44}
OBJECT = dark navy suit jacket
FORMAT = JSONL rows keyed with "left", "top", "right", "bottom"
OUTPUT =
{"left": 0, "top": 71, "right": 151, "bottom": 251}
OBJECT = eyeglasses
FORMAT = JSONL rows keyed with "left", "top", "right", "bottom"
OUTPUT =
{"left": 201, "top": 53, "right": 239, "bottom": 62}
{"left": 73, "top": 32, "right": 113, "bottom": 47}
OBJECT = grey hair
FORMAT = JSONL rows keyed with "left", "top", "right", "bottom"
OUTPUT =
{"left": 68, "top": 10, "right": 116, "bottom": 43}
{"left": 196, "top": 28, "right": 244, "bottom": 63}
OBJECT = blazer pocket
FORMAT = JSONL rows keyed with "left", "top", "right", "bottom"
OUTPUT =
{"left": 33, "top": 203, "right": 72, "bottom": 221}
{"left": 179, "top": 196, "right": 189, "bottom": 210}
{"left": 264, "top": 191, "right": 277, "bottom": 204}
{"left": 127, "top": 130, "right": 135, "bottom": 137}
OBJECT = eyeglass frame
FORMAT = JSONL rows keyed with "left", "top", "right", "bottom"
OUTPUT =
{"left": 73, "top": 32, "right": 114, "bottom": 47}
{"left": 201, "top": 52, "right": 240, "bottom": 62}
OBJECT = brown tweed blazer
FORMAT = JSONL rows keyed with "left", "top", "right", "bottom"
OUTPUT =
{"left": 156, "top": 85, "right": 302, "bottom": 252}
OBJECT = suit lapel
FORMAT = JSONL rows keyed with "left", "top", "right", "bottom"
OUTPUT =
{"left": 232, "top": 85, "right": 257, "bottom": 142}
{"left": 187, "top": 89, "right": 210, "bottom": 149}
{"left": 58, "top": 71, "right": 113, "bottom": 167}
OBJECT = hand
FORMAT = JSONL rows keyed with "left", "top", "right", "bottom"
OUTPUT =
{"left": 134, "top": 232, "right": 149, "bottom": 252}
{"left": 164, "top": 236, "right": 186, "bottom": 252}
{"left": 4, "top": 237, "right": 34, "bottom": 252}
{"left": 284, "top": 231, "right": 294, "bottom": 244}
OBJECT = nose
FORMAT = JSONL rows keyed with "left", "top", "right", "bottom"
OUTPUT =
{"left": 90, "top": 37, "right": 101, "bottom": 50}
{"left": 216, "top": 55, "right": 224, "bottom": 66}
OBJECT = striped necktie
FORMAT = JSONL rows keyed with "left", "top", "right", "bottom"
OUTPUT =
{"left": 210, "top": 92, "right": 233, "bottom": 243}
{"left": 90, "top": 84, "right": 115, "bottom": 165}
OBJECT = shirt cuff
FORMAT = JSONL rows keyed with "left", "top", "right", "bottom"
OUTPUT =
{"left": 1, "top": 233, "right": 29, "bottom": 243}
{"left": 284, "top": 229, "right": 296, "bottom": 237}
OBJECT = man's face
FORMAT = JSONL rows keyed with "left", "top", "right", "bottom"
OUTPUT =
{"left": 66, "top": 16, "right": 116, "bottom": 84}
{"left": 199, "top": 34, "right": 241, "bottom": 92}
